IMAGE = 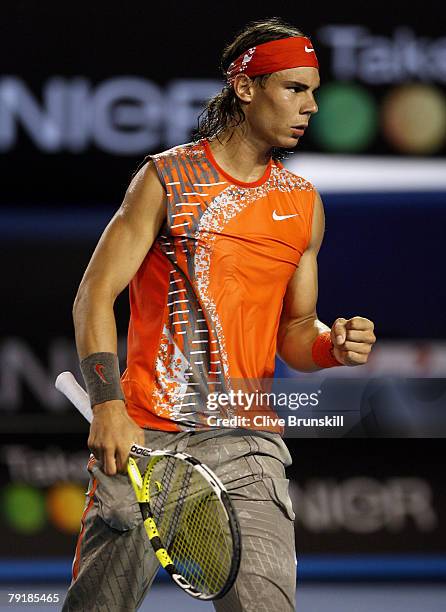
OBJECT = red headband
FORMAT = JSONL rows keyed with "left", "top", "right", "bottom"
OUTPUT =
{"left": 226, "top": 36, "right": 319, "bottom": 85}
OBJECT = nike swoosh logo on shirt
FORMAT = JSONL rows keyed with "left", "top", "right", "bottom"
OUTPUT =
{"left": 272, "top": 210, "right": 300, "bottom": 221}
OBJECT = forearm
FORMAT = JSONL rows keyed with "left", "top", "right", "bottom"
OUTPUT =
{"left": 277, "top": 315, "right": 330, "bottom": 372}
{"left": 73, "top": 284, "right": 126, "bottom": 413}
{"left": 73, "top": 284, "right": 119, "bottom": 359}
{"left": 73, "top": 282, "right": 145, "bottom": 477}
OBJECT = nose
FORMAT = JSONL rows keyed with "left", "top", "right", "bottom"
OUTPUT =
{"left": 302, "top": 92, "right": 318, "bottom": 116}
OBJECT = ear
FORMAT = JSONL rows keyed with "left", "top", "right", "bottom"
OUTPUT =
{"left": 232, "top": 74, "right": 255, "bottom": 103}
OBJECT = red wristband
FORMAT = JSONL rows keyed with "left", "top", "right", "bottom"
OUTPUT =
{"left": 312, "top": 332, "right": 343, "bottom": 368}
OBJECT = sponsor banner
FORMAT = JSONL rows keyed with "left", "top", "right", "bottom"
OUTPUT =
{"left": 288, "top": 438, "right": 446, "bottom": 555}
{"left": 1, "top": 337, "right": 446, "bottom": 417}
{"left": 2, "top": 11, "right": 446, "bottom": 206}
{"left": 0, "top": 439, "right": 89, "bottom": 558}
{"left": 0, "top": 438, "right": 444, "bottom": 558}
{"left": 1, "top": 333, "right": 446, "bottom": 438}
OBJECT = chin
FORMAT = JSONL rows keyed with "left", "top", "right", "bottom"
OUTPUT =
{"left": 275, "top": 137, "right": 299, "bottom": 149}
{"left": 266, "top": 133, "right": 300, "bottom": 156}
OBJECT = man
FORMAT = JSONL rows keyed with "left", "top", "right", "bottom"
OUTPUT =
{"left": 64, "top": 17, "right": 376, "bottom": 612}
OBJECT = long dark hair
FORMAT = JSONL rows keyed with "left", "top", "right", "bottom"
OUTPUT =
{"left": 193, "top": 17, "right": 306, "bottom": 160}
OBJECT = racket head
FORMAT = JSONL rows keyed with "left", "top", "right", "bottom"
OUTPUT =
{"left": 136, "top": 450, "right": 241, "bottom": 600}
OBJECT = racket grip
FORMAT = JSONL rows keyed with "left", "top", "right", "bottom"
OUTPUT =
{"left": 55, "top": 371, "right": 93, "bottom": 423}
{"left": 55, "top": 372, "right": 154, "bottom": 455}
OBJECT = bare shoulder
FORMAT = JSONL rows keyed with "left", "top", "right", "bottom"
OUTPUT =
{"left": 123, "top": 159, "right": 164, "bottom": 207}
{"left": 117, "top": 159, "right": 166, "bottom": 228}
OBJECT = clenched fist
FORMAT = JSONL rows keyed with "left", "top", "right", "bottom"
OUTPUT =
{"left": 331, "top": 316, "right": 376, "bottom": 366}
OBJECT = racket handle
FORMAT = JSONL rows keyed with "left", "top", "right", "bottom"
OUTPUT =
{"left": 55, "top": 372, "right": 154, "bottom": 456}
{"left": 55, "top": 371, "right": 93, "bottom": 423}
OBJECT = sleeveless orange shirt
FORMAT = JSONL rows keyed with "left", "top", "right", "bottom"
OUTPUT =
{"left": 121, "top": 140, "right": 316, "bottom": 431}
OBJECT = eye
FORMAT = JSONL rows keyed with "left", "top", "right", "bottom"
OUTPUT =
{"left": 288, "top": 86, "right": 304, "bottom": 93}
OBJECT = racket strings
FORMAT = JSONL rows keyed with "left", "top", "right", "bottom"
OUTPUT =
{"left": 169, "top": 496, "right": 232, "bottom": 592}
{"left": 173, "top": 494, "right": 232, "bottom": 591}
{"left": 163, "top": 460, "right": 193, "bottom": 549}
{"left": 150, "top": 456, "right": 176, "bottom": 517}
{"left": 149, "top": 458, "right": 234, "bottom": 595}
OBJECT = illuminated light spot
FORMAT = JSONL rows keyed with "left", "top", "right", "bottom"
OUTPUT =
{"left": 3, "top": 484, "right": 46, "bottom": 533}
{"left": 311, "top": 83, "right": 378, "bottom": 152}
{"left": 382, "top": 84, "right": 446, "bottom": 154}
{"left": 46, "top": 483, "right": 86, "bottom": 534}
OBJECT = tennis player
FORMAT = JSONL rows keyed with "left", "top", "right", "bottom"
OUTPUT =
{"left": 64, "top": 17, "right": 376, "bottom": 612}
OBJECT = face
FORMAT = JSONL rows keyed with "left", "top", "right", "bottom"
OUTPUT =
{"left": 235, "top": 67, "right": 320, "bottom": 149}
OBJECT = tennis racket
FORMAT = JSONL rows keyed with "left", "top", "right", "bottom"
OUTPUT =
{"left": 55, "top": 371, "right": 241, "bottom": 600}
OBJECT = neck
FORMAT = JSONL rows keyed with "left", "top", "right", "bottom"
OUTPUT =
{"left": 207, "top": 125, "right": 272, "bottom": 183}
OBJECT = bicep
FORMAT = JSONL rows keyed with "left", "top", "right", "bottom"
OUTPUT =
{"left": 79, "top": 161, "right": 166, "bottom": 300}
{"left": 280, "top": 190, "right": 325, "bottom": 325}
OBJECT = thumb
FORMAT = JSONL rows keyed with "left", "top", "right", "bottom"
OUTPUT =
{"left": 331, "top": 318, "right": 347, "bottom": 346}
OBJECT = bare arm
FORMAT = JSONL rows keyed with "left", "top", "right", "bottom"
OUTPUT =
{"left": 276, "top": 190, "right": 328, "bottom": 372}
{"left": 277, "top": 191, "right": 376, "bottom": 372}
{"left": 73, "top": 161, "right": 166, "bottom": 474}
{"left": 74, "top": 161, "right": 166, "bottom": 357}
